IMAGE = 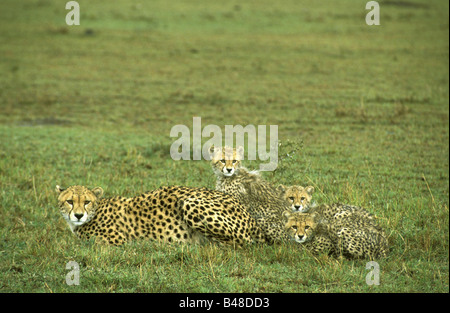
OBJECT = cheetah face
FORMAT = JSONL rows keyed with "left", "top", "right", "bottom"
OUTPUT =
{"left": 279, "top": 185, "right": 314, "bottom": 212}
{"left": 209, "top": 146, "right": 244, "bottom": 177}
{"left": 283, "top": 211, "right": 317, "bottom": 243}
{"left": 56, "top": 185, "right": 103, "bottom": 231}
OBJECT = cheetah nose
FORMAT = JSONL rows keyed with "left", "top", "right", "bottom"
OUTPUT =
{"left": 74, "top": 213, "right": 84, "bottom": 220}
{"left": 226, "top": 168, "right": 232, "bottom": 173}
{"left": 294, "top": 205, "right": 301, "bottom": 210}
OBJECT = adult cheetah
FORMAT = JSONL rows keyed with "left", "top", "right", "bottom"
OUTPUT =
{"left": 56, "top": 185, "right": 267, "bottom": 246}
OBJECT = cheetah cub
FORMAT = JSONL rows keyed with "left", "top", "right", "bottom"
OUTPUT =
{"left": 209, "top": 145, "right": 291, "bottom": 243}
{"left": 277, "top": 184, "right": 374, "bottom": 223}
{"left": 283, "top": 210, "right": 388, "bottom": 259}
{"left": 283, "top": 211, "right": 334, "bottom": 254}
{"left": 209, "top": 145, "right": 289, "bottom": 217}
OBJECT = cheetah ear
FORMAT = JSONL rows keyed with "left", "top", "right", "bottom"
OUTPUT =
{"left": 91, "top": 187, "right": 104, "bottom": 199}
{"left": 55, "top": 185, "right": 65, "bottom": 194}
{"left": 305, "top": 186, "right": 315, "bottom": 195}
{"left": 208, "top": 145, "right": 221, "bottom": 158}
{"left": 277, "top": 184, "right": 287, "bottom": 194}
{"left": 282, "top": 210, "right": 292, "bottom": 222}
{"left": 236, "top": 146, "right": 244, "bottom": 160}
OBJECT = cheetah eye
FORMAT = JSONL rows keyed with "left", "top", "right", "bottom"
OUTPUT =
{"left": 232, "top": 160, "right": 237, "bottom": 164}
{"left": 84, "top": 200, "right": 91, "bottom": 205}
{"left": 288, "top": 197, "right": 294, "bottom": 201}
{"left": 220, "top": 159, "right": 226, "bottom": 164}
{"left": 66, "top": 200, "right": 73, "bottom": 205}
{"left": 301, "top": 197, "right": 306, "bottom": 201}
{"left": 305, "top": 226, "right": 311, "bottom": 230}
{"left": 291, "top": 226, "right": 298, "bottom": 230}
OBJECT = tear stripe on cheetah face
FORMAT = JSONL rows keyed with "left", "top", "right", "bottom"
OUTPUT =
{"left": 283, "top": 211, "right": 321, "bottom": 243}
{"left": 278, "top": 185, "right": 315, "bottom": 212}
{"left": 209, "top": 145, "right": 246, "bottom": 177}
{"left": 56, "top": 185, "right": 103, "bottom": 232}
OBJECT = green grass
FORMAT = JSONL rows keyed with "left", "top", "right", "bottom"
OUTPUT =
{"left": 0, "top": 0, "right": 448, "bottom": 293}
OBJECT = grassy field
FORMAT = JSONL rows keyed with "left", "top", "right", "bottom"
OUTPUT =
{"left": 0, "top": 0, "right": 448, "bottom": 294}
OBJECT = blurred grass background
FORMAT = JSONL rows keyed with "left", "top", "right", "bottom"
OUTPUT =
{"left": 0, "top": 0, "right": 448, "bottom": 292}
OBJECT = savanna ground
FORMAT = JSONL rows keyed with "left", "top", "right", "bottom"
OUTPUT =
{"left": 0, "top": 0, "right": 448, "bottom": 294}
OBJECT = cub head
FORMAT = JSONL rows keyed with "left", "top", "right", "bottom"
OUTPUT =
{"left": 209, "top": 145, "right": 244, "bottom": 177}
{"left": 56, "top": 185, "right": 103, "bottom": 232}
{"left": 283, "top": 211, "right": 317, "bottom": 243}
{"left": 278, "top": 185, "right": 314, "bottom": 212}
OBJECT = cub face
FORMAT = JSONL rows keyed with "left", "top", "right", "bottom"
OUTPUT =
{"left": 209, "top": 145, "right": 244, "bottom": 177}
{"left": 56, "top": 185, "right": 103, "bottom": 231}
{"left": 278, "top": 185, "right": 314, "bottom": 212}
{"left": 283, "top": 211, "right": 317, "bottom": 243}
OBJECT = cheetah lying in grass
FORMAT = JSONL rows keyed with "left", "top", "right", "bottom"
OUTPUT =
{"left": 278, "top": 184, "right": 374, "bottom": 219}
{"left": 56, "top": 185, "right": 267, "bottom": 246}
{"left": 279, "top": 183, "right": 387, "bottom": 258}
{"left": 283, "top": 209, "right": 388, "bottom": 259}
